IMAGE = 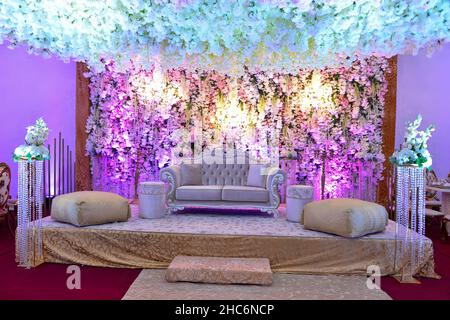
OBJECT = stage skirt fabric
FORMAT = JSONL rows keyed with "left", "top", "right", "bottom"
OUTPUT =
{"left": 36, "top": 206, "right": 439, "bottom": 279}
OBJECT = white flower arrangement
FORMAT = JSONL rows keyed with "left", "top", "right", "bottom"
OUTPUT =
{"left": 0, "top": 0, "right": 449, "bottom": 74}
{"left": 390, "top": 115, "right": 434, "bottom": 168}
{"left": 13, "top": 118, "right": 50, "bottom": 161}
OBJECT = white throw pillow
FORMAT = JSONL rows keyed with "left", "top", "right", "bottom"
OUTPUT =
{"left": 246, "top": 164, "right": 268, "bottom": 188}
{"left": 180, "top": 163, "right": 202, "bottom": 186}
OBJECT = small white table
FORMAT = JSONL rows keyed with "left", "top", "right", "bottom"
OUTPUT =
{"left": 286, "top": 185, "right": 314, "bottom": 223}
{"left": 138, "top": 181, "right": 166, "bottom": 219}
{"left": 426, "top": 185, "right": 450, "bottom": 215}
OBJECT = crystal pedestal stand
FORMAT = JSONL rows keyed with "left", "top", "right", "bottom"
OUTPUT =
{"left": 393, "top": 165, "right": 425, "bottom": 284}
{"left": 16, "top": 159, "right": 44, "bottom": 268}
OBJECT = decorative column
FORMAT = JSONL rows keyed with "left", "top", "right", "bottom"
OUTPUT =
{"left": 394, "top": 165, "right": 426, "bottom": 283}
{"left": 13, "top": 118, "right": 50, "bottom": 268}
{"left": 16, "top": 159, "right": 45, "bottom": 267}
{"left": 390, "top": 114, "right": 434, "bottom": 282}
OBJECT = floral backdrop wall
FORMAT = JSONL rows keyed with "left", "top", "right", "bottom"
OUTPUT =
{"left": 86, "top": 57, "right": 389, "bottom": 199}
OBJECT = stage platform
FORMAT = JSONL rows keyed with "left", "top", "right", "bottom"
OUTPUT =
{"left": 37, "top": 205, "right": 438, "bottom": 278}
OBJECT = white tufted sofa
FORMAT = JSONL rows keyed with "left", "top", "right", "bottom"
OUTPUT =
{"left": 160, "top": 153, "right": 286, "bottom": 216}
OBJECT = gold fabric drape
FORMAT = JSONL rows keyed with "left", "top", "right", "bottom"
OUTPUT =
{"left": 39, "top": 226, "right": 438, "bottom": 279}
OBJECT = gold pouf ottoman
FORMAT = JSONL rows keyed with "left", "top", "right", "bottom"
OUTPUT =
{"left": 51, "top": 191, "right": 130, "bottom": 227}
{"left": 303, "top": 198, "right": 388, "bottom": 238}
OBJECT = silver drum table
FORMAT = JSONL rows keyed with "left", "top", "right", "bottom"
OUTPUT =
{"left": 139, "top": 181, "right": 166, "bottom": 219}
{"left": 286, "top": 185, "right": 314, "bottom": 223}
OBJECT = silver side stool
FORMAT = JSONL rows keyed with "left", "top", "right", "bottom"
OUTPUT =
{"left": 139, "top": 181, "right": 166, "bottom": 219}
{"left": 286, "top": 185, "right": 314, "bottom": 223}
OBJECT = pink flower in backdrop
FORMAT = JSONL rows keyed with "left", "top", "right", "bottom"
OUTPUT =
{"left": 86, "top": 57, "right": 388, "bottom": 199}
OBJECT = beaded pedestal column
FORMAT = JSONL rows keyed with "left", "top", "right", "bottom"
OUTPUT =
{"left": 16, "top": 159, "right": 44, "bottom": 268}
{"left": 394, "top": 165, "right": 426, "bottom": 283}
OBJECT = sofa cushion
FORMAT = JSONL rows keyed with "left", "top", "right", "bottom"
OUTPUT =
{"left": 51, "top": 191, "right": 130, "bottom": 227}
{"left": 303, "top": 198, "right": 388, "bottom": 238}
{"left": 180, "top": 164, "right": 202, "bottom": 186}
{"left": 176, "top": 185, "right": 223, "bottom": 201}
{"left": 222, "top": 186, "right": 269, "bottom": 202}
{"left": 246, "top": 164, "right": 268, "bottom": 188}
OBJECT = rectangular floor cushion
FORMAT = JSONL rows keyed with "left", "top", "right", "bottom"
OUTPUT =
{"left": 166, "top": 256, "right": 273, "bottom": 285}
{"left": 303, "top": 198, "right": 388, "bottom": 238}
{"left": 51, "top": 191, "right": 130, "bottom": 227}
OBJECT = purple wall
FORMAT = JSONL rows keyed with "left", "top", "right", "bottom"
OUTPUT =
{"left": 0, "top": 44, "right": 75, "bottom": 198}
{"left": 396, "top": 44, "right": 450, "bottom": 178}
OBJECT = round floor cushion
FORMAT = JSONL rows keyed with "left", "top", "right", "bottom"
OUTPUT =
{"left": 51, "top": 191, "right": 131, "bottom": 227}
{"left": 303, "top": 198, "right": 388, "bottom": 238}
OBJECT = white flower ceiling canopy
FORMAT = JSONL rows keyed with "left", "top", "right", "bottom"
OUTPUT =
{"left": 0, "top": 0, "right": 449, "bottom": 74}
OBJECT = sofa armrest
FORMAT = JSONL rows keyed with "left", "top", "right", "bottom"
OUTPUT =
{"left": 265, "top": 167, "right": 286, "bottom": 208}
{"left": 160, "top": 165, "right": 181, "bottom": 203}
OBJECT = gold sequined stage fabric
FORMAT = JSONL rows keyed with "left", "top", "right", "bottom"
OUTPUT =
{"left": 38, "top": 205, "right": 439, "bottom": 279}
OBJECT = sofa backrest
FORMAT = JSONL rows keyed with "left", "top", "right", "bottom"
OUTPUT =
{"left": 201, "top": 163, "right": 249, "bottom": 186}
{"left": 182, "top": 148, "right": 271, "bottom": 186}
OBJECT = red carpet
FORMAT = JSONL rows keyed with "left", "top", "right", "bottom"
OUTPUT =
{"left": 0, "top": 223, "right": 141, "bottom": 300}
{"left": 1, "top": 219, "right": 450, "bottom": 300}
